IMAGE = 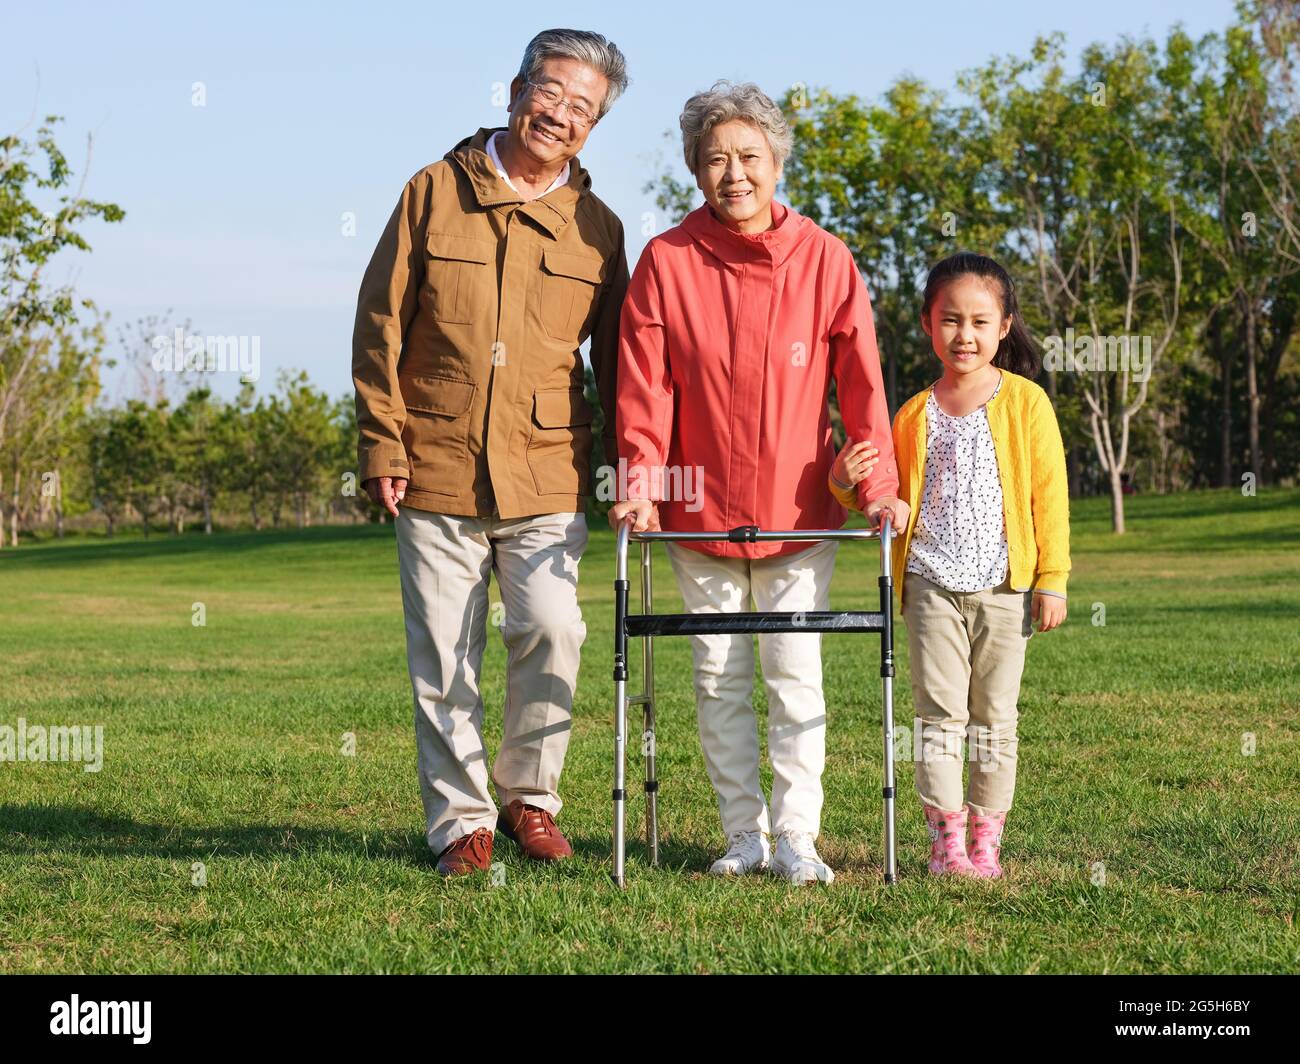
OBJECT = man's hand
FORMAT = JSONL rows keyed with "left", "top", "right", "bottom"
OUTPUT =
{"left": 363, "top": 476, "right": 408, "bottom": 518}
{"left": 1031, "top": 593, "right": 1067, "bottom": 633}
{"left": 607, "top": 499, "right": 661, "bottom": 532}
{"left": 865, "top": 495, "right": 909, "bottom": 533}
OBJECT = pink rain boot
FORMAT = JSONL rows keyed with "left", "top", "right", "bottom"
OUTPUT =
{"left": 923, "top": 805, "right": 978, "bottom": 877}
{"left": 966, "top": 807, "right": 1007, "bottom": 879}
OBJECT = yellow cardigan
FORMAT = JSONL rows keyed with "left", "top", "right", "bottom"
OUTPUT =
{"left": 830, "top": 369, "right": 1071, "bottom": 609}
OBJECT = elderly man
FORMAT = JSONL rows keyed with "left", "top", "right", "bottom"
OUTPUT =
{"left": 352, "top": 28, "right": 629, "bottom": 876}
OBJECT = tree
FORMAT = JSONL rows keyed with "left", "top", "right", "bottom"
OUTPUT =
{"left": 783, "top": 78, "right": 999, "bottom": 413}
{"left": 0, "top": 116, "right": 123, "bottom": 465}
{"left": 172, "top": 387, "right": 224, "bottom": 534}
{"left": 263, "top": 371, "right": 337, "bottom": 528}
{"left": 0, "top": 317, "right": 103, "bottom": 543}
{"left": 85, "top": 406, "right": 129, "bottom": 536}
{"left": 1172, "top": 6, "right": 1300, "bottom": 488}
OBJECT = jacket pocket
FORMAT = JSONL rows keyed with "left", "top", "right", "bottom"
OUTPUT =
{"left": 538, "top": 248, "right": 603, "bottom": 343}
{"left": 527, "top": 386, "right": 594, "bottom": 496}
{"left": 401, "top": 374, "right": 477, "bottom": 495}
{"left": 425, "top": 233, "right": 494, "bottom": 325}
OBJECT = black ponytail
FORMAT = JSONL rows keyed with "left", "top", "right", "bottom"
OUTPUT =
{"left": 920, "top": 252, "right": 1041, "bottom": 379}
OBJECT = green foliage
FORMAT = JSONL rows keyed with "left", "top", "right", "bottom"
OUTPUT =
{"left": 641, "top": 7, "right": 1300, "bottom": 505}
{"left": 61, "top": 374, "right": 367, "bottom": 539}
{"left": 0, "top": 116, "right": 125, "bottom": 336}
{"left": 1, "top": 117, "right": 123, "bottom": 541}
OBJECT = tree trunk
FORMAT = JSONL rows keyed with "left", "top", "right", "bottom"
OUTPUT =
{"left": 1260, "top": 299, "right": 1296, "bottom": 486}
{"left": 1262, "top": 389, "right": 1278, "bottom": 484}
{"left": 203, "top": 488, "right": 213, "bottom": 535}
{"left": 10, "top": 464, "right": 19, "bottom": 547}
{"left": 1216, "top": 313, "right": 1233, "bottom": 488}
{"left": 1151, "top": 408, "right": 1171, "bottom": 493}
{"left": 1242, "top": 296, "right": 1262, "bottom": 485}
{"left": 1109, "top": 466, "right": 1126, "bottom": 535}
{"left": 1067, "top": 448, "right": 1083, "bottom": 498}
{"left": 54, "top": 466, "right": 64, "bottom": 538}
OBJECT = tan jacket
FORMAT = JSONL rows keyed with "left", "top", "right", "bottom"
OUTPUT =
{"left": 351, "top": 127, "right": 628, "bottom": 518}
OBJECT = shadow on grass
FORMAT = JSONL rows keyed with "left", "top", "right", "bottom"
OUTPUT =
{"left": 0, "top": 804, "right": 429, "bottom": 865}
{"left": 0, "top": 803, "right": 721, "bottom": 876}
{"left": 602, "top": 834, "right": 718, "bottom": 875}
{"left": 0, "top": 524, "right": 394, "bottom": 571}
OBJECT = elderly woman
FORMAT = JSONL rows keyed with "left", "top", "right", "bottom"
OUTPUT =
{"left": 608, "top": 82, "right": 908, "bottom": 884}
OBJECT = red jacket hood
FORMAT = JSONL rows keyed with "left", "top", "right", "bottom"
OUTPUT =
{"left": 680, "top": 199, "right": 819, "bottom": 269}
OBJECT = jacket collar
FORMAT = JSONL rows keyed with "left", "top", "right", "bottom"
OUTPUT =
{"left": 447, "top": 127, "right": 590, "bottom": 239}
{"left": 681, "top": 199, "right": 817, "bottom": 269}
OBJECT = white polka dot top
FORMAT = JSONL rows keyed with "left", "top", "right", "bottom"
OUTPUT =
{"left": 906, "top": 376, "right": 1009, "bottom": 593}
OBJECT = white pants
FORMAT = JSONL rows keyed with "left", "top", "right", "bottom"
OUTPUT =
{"left": 395, "top": 508, "right": 588, "bottom": 856}
{"left": 664, "top": 540, "right": 838, "bottom": 838}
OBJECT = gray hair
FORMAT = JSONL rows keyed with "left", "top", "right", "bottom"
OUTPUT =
{"left": 516, "top": 28, "right": 629, "bottom": 120}
{"left": 679, "top": 80, "right": 792, "bottom": 174}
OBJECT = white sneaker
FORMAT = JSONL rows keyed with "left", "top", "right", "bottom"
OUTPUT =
{"left": 709, "top": 830, "right": 771, "bottom": 876}
{"left": 771, "top": 829, "right": 835, "bottom": 885}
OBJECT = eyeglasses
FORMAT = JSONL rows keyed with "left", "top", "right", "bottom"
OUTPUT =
{"left": 525, "top": 80, "right": 598, "bottom": 128}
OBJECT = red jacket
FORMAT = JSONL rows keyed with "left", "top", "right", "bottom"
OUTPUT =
{"left": 616, "top": 201, "right": 898, "bottom": 558}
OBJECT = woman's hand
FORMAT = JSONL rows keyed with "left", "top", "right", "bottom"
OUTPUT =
{"left": 1031, "top": 593, "right": 1067, "bottom": 633}
{"left": 831, "top": 439, "right": 879, "bottom": 489}
{"left": 607, "top": 499, "right": 661, "bottom": 532}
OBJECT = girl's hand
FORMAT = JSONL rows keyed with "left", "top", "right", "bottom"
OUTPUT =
{"left": 1031, "top": 593, "right": 1067, "bottom": 632}
{"left": 866, "top": 495, "right": 909, "bottom": 533}
{"left": 832, "top": 439, "right": 879, "bottom": 488}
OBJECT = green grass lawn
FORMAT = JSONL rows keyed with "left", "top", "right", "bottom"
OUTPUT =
{"left": 1, "top": 487, "right": 1297, "bottom": 973}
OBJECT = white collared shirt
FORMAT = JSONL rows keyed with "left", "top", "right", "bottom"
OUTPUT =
{"left": 487, "top": 131, "right": 570, "bottom": 200}
{"left": 906, "top": 376, "right": 1009, "bottom": 592}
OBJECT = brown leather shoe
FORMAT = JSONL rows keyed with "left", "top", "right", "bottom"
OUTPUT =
{"left": 435, "top": 827, "right": 494, "bottom": 876}
{"left": 497, "top": 800, "right": 573, "bottom": 861}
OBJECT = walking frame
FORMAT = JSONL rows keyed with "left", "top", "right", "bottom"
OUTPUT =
{"left": 611, "top": 517, "right": 897, "bottom": 888}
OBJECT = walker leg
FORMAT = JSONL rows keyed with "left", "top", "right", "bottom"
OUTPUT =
{"left": 641, "top": 543, "right": 659, "bottom": 866}
{"left": 614, "top": 679, "right": 627, "bottom": 889}
{"left": 881, "top": 674, "right": 897, "bottom": 883}
{"left": 644, "top": 697, "right": 659, "bottom": 866}
{"left": 613, "top": 531, "right": 630, "bottom": 888}
{"left": 880, "top": 519, "right": 897, "bottom": 883}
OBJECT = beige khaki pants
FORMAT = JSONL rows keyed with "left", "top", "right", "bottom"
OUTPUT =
{"left": 902, "top": 571, "right": 1032, "bottom": 815}
{"left": 395, "top": 508, "right": 588, "bottom": 856}
{"left": 664, "top": 540, "right": 838, "bottom": 838}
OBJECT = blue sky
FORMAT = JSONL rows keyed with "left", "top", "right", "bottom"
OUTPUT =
{"left": 3, "top": 0, "right": 1239, "bottom": 401}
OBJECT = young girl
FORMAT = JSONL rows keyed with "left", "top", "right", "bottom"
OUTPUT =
{"left": 828, "top": 251, "right": 1070, "bottom": 878}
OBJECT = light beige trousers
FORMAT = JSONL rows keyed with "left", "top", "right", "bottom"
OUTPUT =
{"left": 664, "top": 540, "right": 838, "bottom": 838}
{"left": 395, "top": 507, "right": 588, "bottom": 856}
{"left": 902, "top": 571, "right": 1033, "bottom": 815}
